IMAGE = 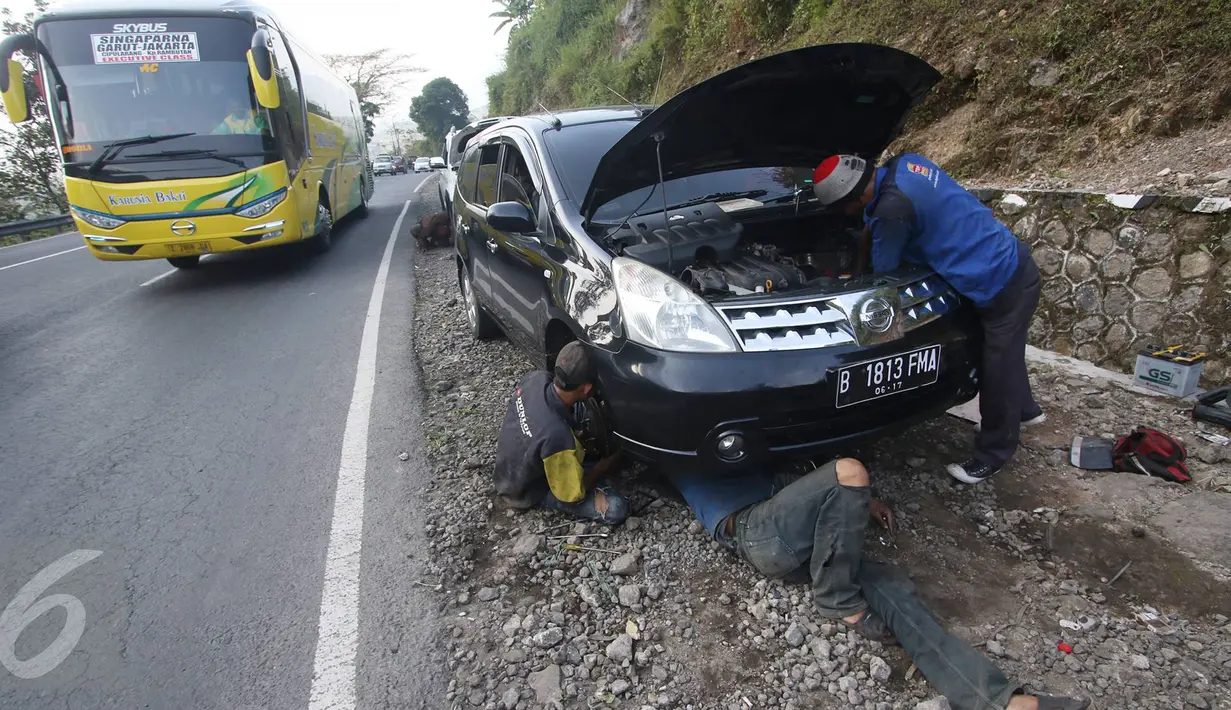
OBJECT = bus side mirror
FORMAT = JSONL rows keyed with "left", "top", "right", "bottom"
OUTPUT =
{"left": 1, "top": 58, "right": 29, "bottom": 123}
{"left": 247, "top": 29, "right": 280, "bottom": 109}
{"left": 0, "top": 33, "right": 34, "bottom": 124}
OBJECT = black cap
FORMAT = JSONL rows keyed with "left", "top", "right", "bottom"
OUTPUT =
{"left": 553, "top": 341, "right": 596, "bottom": 389}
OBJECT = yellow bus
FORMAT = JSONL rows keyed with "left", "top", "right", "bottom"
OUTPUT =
{"left": 0, "top": 1, "right": 372, "bottom": 268}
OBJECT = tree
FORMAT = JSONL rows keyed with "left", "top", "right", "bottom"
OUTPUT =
{"left": 490, "top": 0, "right": 534, "bottom": 35}
{"left": 325, "top": 49, "right": 421, "bottom": 141}
{"left": 408, "top": 78, "right": 469, "bottom": 156}
{"left": 0, "top": 0, "right": 68, "bottom": 223}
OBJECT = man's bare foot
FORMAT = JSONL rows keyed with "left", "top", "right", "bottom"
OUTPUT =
{"left": 1006, "top": 697, "right": 1038, "bottom": 710}
{"left": 842, "top": 610, "right": 865, "bottom": 625}
{"left": 840, "top": 609, "right": 898, "bottom": 645}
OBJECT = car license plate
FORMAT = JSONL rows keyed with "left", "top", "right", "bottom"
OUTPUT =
{"left": 834, "top": 344, "right": 943, "bottom": 408}
{"left": 167, "top": 242, "right": 211, "bottom": 255}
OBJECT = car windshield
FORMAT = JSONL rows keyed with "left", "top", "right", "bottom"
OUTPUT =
{"left": 543, "top": 120, "right": 813, "bottom": 222}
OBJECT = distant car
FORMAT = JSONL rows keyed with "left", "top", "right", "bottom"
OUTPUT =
{"left": 429, "top": 156, "right": 446, "bottom": 170}
{"left": 414, "top": 157, "right": 431, "bottom": 173}
{"left": 372, "top": 157, "right": 395, "bottom": 176}
{"left": 390, "top": 156, "right": 408, "bottom": 174}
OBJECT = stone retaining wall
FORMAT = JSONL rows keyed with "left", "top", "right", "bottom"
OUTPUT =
{"left": 970, "top": 189, "right": 1231, "bottom": 386}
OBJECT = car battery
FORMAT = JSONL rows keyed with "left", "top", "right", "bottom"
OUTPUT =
{"left": 1133, "top": 344, "right": 1205, "bottom": 397}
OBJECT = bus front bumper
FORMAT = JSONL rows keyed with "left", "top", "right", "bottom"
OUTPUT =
{"left": 76, "top": 203, "right": 306, "bottom": 261}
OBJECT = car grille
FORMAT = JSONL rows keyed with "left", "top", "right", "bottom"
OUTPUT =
{"left": 898, "top": 277, "right": 956, "bottom": 331}
{"left": 714, "top": 273, "right": 958, "bottom": 352}
{"left": 715, "top": 296, "right": 856, "bottom": 352}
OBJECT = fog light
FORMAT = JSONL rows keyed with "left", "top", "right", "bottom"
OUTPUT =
{"left": 259, "top": 229, "right": 284, "bottom": 241}
{"left": 96, "top": 245, "right": 119, "bottom": 253}
{"left": 716, "top": 432, "right": 746, "bottom": 462}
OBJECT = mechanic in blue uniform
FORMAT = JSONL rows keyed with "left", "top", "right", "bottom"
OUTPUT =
{"left": 811, "top": 154, "right": 1045, "bottom": 483}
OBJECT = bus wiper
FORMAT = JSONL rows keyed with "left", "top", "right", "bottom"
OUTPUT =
{"left": 126, "top": 149, "right": 246, "bottom": 170}
{"left": 87, "top": 133, "right": 195, "bottom": 173}
{"left": 665, "top": 189, "right": 768, "bottom": 211}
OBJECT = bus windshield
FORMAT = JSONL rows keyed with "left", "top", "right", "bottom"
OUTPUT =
{"left": 36, "top": 16, "right": 277, "bottom": 178}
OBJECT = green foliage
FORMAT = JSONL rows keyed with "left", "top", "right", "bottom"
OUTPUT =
{"left": 487, "top": 0, "right": 1231, "bottom": 179}
{"left": 409, "top": 78, "right": 470, "bottom": 155}
{"left": 491, "top": 0, "right": 536, "bottom": 34}
{"left": 0, "top": 0, "right": 68, "bottom": 233}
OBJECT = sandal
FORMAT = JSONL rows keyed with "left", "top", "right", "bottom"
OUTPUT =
{"left": 1036, "top": 696, "right": 1090, "bottom": 710}
{"left": 842, "top": 610, "right": 899, "bottom": 646}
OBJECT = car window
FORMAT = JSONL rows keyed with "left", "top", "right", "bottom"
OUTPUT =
{"left": 475, "top": 144, "right": 501, "bottom": 208}
{"left": 458, "top": 145, "right": 480, "bottom": 203}
{"left": 499, "top": 143, "right": 539, "bottom": 211}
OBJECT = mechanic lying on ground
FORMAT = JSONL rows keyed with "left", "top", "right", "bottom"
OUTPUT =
{"left": 493, "top": 342, "right": 627, "bottom": 524}
{"left": 665, "top": 458, "right": 1088, "bottom": 710}
{"left": 812, "top": 154, "right": 1044, "bottom": 485}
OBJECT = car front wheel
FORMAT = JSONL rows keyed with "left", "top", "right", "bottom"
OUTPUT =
{"left": 460, "top": 267, "right": 500, "bottom": 340}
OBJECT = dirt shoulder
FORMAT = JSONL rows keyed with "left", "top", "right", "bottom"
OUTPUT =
{"left": 410, "top": 244, "right": 1231, "bottom": 710}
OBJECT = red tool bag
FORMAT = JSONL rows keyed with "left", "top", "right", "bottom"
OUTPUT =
{"left": 1111, "top": 427, "right": 1191, "bottom": 483}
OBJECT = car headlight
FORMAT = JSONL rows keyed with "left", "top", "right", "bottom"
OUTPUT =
{"left": 71, "top": 207, "right": 125, "bottom": 230}
{"left": 235, "top": 190, "right": 287, "bottom": 219}
{"left": 612, "top": 256, "right": 739, "bottom": 353}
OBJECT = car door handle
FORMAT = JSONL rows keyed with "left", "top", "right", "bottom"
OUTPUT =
{"left": 486, "top": 239, "right": 498, "bottom": 253}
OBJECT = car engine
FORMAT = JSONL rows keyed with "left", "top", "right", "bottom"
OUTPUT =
{"left": 604, "top": 200, "right": 859, "bottom": 299}
{"left": 683, "top": 242, "right": 854, "bottom": 297}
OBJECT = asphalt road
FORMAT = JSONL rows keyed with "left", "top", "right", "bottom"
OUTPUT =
{"left": 0, "top": 172, "right": 446, "bottom": 708}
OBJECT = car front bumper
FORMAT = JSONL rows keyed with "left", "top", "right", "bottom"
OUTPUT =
{"left": 592, "top": 312, "right": 981, "bottom": 472}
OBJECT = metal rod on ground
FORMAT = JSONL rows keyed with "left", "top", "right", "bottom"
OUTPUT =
{"left": 548, "top": 533, "right": 609, "bottom": 540}
{"left": 535, "top": 521, "right": 573, "bottom": 534}
{"left": 561, "top": 544, "right": 620, "bottom": 554}
{"left": 1108, "top": 560, "right": 1132, "bottom": 586}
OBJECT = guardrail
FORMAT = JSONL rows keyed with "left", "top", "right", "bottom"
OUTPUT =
{"left": 0, "top": 214, "right": 74, "bottom": 239}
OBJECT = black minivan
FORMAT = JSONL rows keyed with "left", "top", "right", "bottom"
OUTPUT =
{"left": 452, "top": 43, "right": 981, "bottom": 472}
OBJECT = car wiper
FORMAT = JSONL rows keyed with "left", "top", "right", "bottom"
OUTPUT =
{"left": 126, "top": 149, "right": 246, "bottom": 170}
{"left": 87, "top": 133, "right": 195, "bottom": 173}
{"left": 665, "top": 189, "right": 768, "bottom": 211}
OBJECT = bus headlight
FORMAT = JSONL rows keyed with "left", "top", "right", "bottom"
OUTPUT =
{"left": 235, "top": 190, "right": 287, "bottom": 219}
{"left": 72, "top": 207, "right": 125, "bottom": 230}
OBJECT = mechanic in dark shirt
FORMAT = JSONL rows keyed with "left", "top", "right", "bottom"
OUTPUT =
{"left": 494, "top": 342, "right": 627, "bottom": 524}
{"left": 812, "top": 153, "right": 1045, "bottom": 484}
{"left": 666, "top": 458, "right": 1089, "bottom": 710}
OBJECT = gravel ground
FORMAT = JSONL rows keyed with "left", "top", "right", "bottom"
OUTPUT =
{"left": 409, "top": 242, "right": 1231, "bottom": 710}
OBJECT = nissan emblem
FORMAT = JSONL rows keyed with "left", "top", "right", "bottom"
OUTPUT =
{"left": 859, "top": 297, "right": 894, "bottom": 333}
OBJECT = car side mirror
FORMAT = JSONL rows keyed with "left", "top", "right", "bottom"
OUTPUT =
{"left": 487, "top": 201, "right": 535, "bottom": 233}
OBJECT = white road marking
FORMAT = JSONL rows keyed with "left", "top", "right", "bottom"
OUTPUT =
{"left": 0, "top": 246, "right": 87, "bottom": 272}
{"left": 139, "top": 255, "right": 213, "bottom": 287}
{"left": 307, "top": 198, "right": 411, "bottom": 710}
{"left": 140, "top": 269, "right": 178, "bottom": 287}
{"left": 0, "top": 231, "right": 78, "bottom": 251}
{"left": 413, "top": 174, "right": 436, "bottom": 192}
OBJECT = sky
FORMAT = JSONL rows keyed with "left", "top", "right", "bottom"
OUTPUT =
{"left": 5, "top": 0, "right": 513, "bottom": 150}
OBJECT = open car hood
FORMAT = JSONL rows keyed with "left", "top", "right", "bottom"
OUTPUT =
{"left": 581, "top": 43, "right": 940, "bottom": 221}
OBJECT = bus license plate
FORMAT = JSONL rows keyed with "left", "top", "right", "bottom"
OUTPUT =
{"left": 167, "top": 242, "right": 211, "bottom": 255}
{"left": 834, "top": 345, "right": 943, "bottom": 408}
